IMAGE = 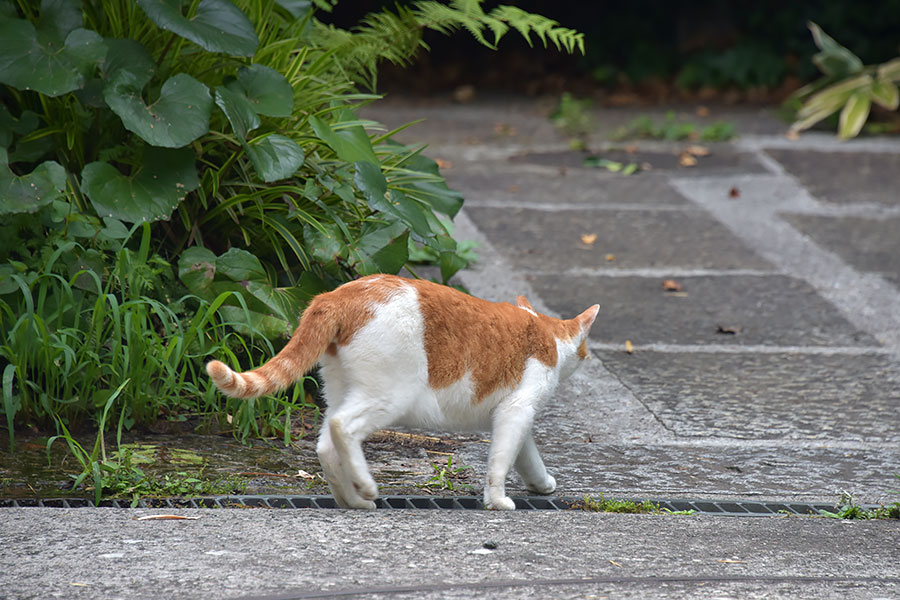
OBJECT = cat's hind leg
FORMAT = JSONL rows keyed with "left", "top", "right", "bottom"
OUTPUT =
{"left": 316, "top": 420, "right": 371, "bottom": 509}
{"left": 326, "top": 388, "right": 411, "bottom": 509}
{"left": 514, "top": 432, "right": 556, "bottom": 495}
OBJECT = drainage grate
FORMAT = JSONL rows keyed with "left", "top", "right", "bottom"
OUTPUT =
{"left": 0, "top": 495, "right": 853, "bottom": 516}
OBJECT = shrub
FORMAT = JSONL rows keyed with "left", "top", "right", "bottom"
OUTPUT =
{"left": 0, "top": 0, "right": 583, "bottom": 450}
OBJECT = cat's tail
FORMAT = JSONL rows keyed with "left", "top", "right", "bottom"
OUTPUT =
{"left": 206, "top": 296, "right": 339, "bottom": 399}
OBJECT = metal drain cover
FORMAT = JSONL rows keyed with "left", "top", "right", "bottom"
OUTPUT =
{"left": 0, "top": 495, "right": 853, "bottom": 516}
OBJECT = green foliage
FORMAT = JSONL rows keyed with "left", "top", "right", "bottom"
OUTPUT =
{"left": 819, "top": 490, "right": 900, "bottom": 520}
{"left": 550, "top": 92, "right": 593, "bottom": 150}
{"left": 0, "top": 0, "right": 582, "bottom": 462}
{"left": 676, "top": 42, "right": 786, "bottom": 90}
{"left": 610, "top": 112, "right": 736, "bottom": 142}
{"left": 789, "top": 22, "right": 900, "bottom": 139}
{"left": 417, "top": 454, "right": 474, "bottom": 492}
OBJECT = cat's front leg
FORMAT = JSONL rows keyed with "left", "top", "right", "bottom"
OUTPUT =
{"left": 515, "top": 432, "right": 556, "bottom": 495}
{"left": 484, "top": 401, "right": 535, "bottom": 511}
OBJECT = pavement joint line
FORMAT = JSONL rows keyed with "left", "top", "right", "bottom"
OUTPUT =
{"left": 464, "top": 200, "right": 699, "bottom": 211}
{"left": 231, "top": 575, "right": 900, "bottom": 600}
{"left": 738, "top": 132, "right": 900, "bottom": 153}
{"left": 587, "top": 341, "right": 892, "bottom": 356}
{"left": 533, "top": 267, "right": 776, "bottom": 277}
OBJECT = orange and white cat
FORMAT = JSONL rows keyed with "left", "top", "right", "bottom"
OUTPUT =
{"left": 207, "top": 274, "right": 598, "bottom": 510}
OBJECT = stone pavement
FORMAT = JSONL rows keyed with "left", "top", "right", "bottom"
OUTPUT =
{"left": 1, "top": 98, "right": 899, "bottom": 600}
{"left": 366, "top": 97, "right": 900, "bottom": 506}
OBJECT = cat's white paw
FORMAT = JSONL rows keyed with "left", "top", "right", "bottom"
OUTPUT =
{"left": 352, "top": 477, "right": 378, "bottom": 502}
{"left": 526, "top": 475, "right": 556, "bottom": 495}
{"left": 485, "top": 496, "right": 516, "bottom": 511}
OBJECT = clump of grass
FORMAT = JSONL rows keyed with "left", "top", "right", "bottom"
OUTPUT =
{"left": 820, "top": 489, "right": 900, "bottom": 520}
{"left": 611, "top": 111, "right": 736, "bottom": 142}
{"left": 417, "top": 455, "right": 475, "bottom": 492}
{"left": 574, "top": 493, "right": 695, "bottom": 515}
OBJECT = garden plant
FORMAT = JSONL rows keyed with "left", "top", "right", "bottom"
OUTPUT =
{"left": 0, "top": 0, "right": 584, "bottom": 496}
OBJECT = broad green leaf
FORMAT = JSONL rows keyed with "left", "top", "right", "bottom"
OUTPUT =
{"left": 354, "top": 160, "right": 389, "bottom": 210}
{"left": 177, "top": 246, "right": 304, "bottom": 339}
{"left": 303, "top": 222, "right": 346, "bottom": 264}
{"left": 309, "top": 114, "right": 378, "bottom": 164}
{"left": 0, "top": 109, "right": 39, "bottom": 148}
{"left": 177, "top": 246, "right": 217, "bottom": 295}
{"left": 135, "top": 0, "right": 258, "bottom": 56}
{"left": 104, "top": 73, "right": 212, "bottom": 147}
{"left": 395, "top": 150, "right": 464, "bottom": 217}
{"left": 350, "top": 221, "right": 408, "bottom": 275}
{"left": 388, "top": 189, "right": 434, "bottom": 240}
{"left": 100, "top": 38, "right": 155, "bottom": 90}
{"left": 368, "top": 230, "right": 409, "bottom": 274}
{"left": 871, "top": 80, "right": 900, "bottom": 110}
{"left": 81, "top": 146, "right": 199, "bottom": 222}
{"left": 439, "top": 249, "right": 467, "bottom": 282}
{"left": 274, "top": 0, "right": 312, "bottom": 19}
{"left": 0, "top": 20, "right": 105, "bottom": 96}
{"left": 227, "top": 64, "right": 294, "bottom": 117}
{"left": 838, "top": 92, "right": 871, "bottom": 140}
{"left": 40, "top": 0, "right": 83, "bottom": 43}
{"left": 245, "top": 134, "right": 305, "bottom": 182}
{"left": 215, "top": 86, "right": 259, "bottom": 139}
{"left": 0, "top": 148, "right": 67, "bottom": 215}
{"left": 807, "top": 22, "right": 863, "bottom": 77}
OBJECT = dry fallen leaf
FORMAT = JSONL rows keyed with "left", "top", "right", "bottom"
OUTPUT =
{"left": 135, "top": 515, "right": 201, "bottom": 521}
{"left": 716, "top": 324, "right": 742, "bottom": 335}
{"left": 507, "top": 184, "right": 520, "bottom": 193}
{"left": 679, "top": 153, "right": 698, "bottom": 167}
{"left": 662, "top": 279, "right": 683, "bottom": 292}
{"left": 684, "top": 144, "right": 710, "bottom": 157}
{"left": 558, "top": 166, "right": 568, "bottom": 176}
{"left": 453, "top": 84, "right": 475, "bottom": 103}
{"left": 296, "top": 469, "right": 316, "bottom": 480}
{"left": 605, "top": 253, "right": 616, "bottom": 262}
{"left": 435, "top": 158, "right": 453, "bottom": 170}
{"left": 728, "top": 186, "right": 741, "bottom": 198}
{"left": 624, "top": 144, "right": 638, "bottom": 154}
{"left": 580, "top": 233, "right": 598, "bottom": 246}
{"left": 696, "top": 106, "right": 710, "bottom": 117}
{"left": 785, "top": 129, "right": 800, "bottom": 141}
{"left": 625, "top": 340, "right": 634, "bottom": 354}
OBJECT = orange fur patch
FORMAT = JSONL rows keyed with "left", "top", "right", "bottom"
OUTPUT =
{"left": 407, "top": 278, "right": 582, "bottom": 402}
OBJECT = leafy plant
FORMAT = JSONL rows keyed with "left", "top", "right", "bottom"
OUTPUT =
{"left": 789, "top": 22, "right": 900, "bottom": 139}
{"left": 1, "top": 0, "right": 583, "bottom": 456}
{"left": 610, "top": 111, "right": 735, "bottom": 142}
{"left": 417, "top": 454, "right": 474, "bottom": 492}
{"left": 818, "top": 491, "right": 899, "bottom": 520}
{"left": 550, "top": 92, "right": 594, "bottom": 150}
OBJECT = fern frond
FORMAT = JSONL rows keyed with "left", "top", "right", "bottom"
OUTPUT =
{"left": 489, "top": 5, "right": 585, "bottom": 54}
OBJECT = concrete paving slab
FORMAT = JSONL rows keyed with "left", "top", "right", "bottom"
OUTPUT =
{"left": 511, "top": 147, "right": 770, "bottom": 177}
{"left": 529, "top": 273, "right": 879, "bottom": 347}
{"left": 445, "top": 166, "right": 692, "bottom": 206}
{"left": 595, "top": 351, "right": 900, "bottom": 443}
{"left": 781, "top": 214, "right": 900, "bottom": 288}
{"left": 2, "top": 508, "right": 897, "bottom": 600}
{"left": 466, "top": 206, "right": 774, "bottom": 271}
{"left": 458, "top": 439, "right": 900, "bottom": 502}
{"left": 764, "top": 149, "right": 900, "bottom": 206}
